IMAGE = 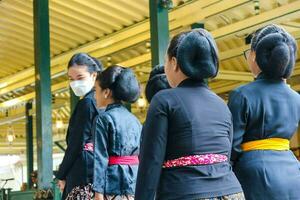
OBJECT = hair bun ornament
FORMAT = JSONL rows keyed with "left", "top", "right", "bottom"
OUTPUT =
{"left": 176, "top": 29, "right": 219, "bottom": 80}
{"left": 256, "top": 32, "right": 296, "bottom": 79}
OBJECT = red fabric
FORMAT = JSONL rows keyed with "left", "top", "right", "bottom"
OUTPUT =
{"left": 83, "top": 143, "right": 94, "bottom": 152}
{"left": 108, "top": 156, "right": 139, "bottom": 165}
{"left": 163, "top": 154, "right": 228, "bottom": 168}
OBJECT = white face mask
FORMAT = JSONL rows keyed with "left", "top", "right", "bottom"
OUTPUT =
{"left": 70, "top": 77, "right": 94, "bottom": 97}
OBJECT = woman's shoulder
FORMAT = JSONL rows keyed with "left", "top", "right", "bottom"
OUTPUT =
{"left": 229, "top": 81, "right": 262, "bottom": 101}
{"left": 151, "top": 88, "right": 176, "bottom": 104}
{"left": 96, "top": 106, "right": 141, "bottom": 129}
{"left": 77, "top": 95, "right": 95, "bottom": 107}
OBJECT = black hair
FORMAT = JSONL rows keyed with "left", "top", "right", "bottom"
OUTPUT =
{"left": 167, "top": 28, "right": 219, "bottom": 80}
{"left": 145, "top": 65, "right": 170, "bottom": 103}
{"left": 250, "top": 24, "right": 297, "bottom": 79}
{"left": 167, "top": 31, "right": 189, "bottom": 59}
{"left": 96, "top": 65, "right": 140, "bottom": 103}
{"left": 68, "top": 53, "right": 103, "bottom": 73}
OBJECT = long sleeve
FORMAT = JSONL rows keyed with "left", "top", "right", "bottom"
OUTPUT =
{"left": 93, "top": 115, "right": 110, "bottom": 193}
{"left": 228, "top": 121, "right": 234, "bottom": 159}
{"left": 135, "top": 95, "right": 168, "bottom": 200}
{"left": 56, "top": 98, "right": 95, "bottom": 180}
{"left": 227, "top": 89, "right": 249, "bottom": 163}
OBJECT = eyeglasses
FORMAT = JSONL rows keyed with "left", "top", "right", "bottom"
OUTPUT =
{"left": 243, "top": 49, "right": 251, "bottom": 60}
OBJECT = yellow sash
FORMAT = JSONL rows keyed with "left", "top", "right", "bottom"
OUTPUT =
{"left": 241, "top": 138, "right": 290, "bottom": 151}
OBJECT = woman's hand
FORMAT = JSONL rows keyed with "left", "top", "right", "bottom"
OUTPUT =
{"left": 57, "top": 180, "right": 66, "bottom": 193}
{"left": 94, "top": 192, "right": 104, "bottom": 200}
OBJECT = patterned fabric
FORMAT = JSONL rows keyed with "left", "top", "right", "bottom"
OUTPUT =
{"left": 198, "top": 192, "right": 245, "bottom": 200}
{"left": 104, "top": 195, "right": 134, "bottom": 200}
{"left": 65, "top": 184, "right": 93, "bottom": 200}
{"left": 83, "top": 143, "right": 94, "bottom": 152}
{"left": 163, "top": 154, "right": 228, "bottom": 168}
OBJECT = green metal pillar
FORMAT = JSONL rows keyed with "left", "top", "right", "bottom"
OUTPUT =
{"left": 191, "top": 23, "right": 204, "bottom": 29}
{"left": 70, "top": 89, "right": 79, "bottom": 115}
{"left": 25, "top": 101, "right": 34, "bottom": 190}
{"left": 33, "top": 0, "right": 53, "bottom": 189}
{"left": 149, "top": 0, "right": 170, "bottom": 68}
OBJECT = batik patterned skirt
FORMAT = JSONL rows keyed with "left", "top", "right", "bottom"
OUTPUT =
{"left": 104, "top": 195, "right": 134, "bottom": 200}
{"left": 65, "top": 184, "right": 93, "bottom": 200}
{"left": 198, "top": 192, "right": 245, "bottom": 200}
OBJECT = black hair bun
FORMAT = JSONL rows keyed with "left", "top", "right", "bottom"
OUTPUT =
{"left": 114, "top": 68, "right": 140, "bottom": 103}
{"left": 145, "top": 65, "right": 170, "bottom": 102}
{"left": 256, "top": 32, "right": 297, "bottom": 79}
{"left": 177, "top": 29, "right": 219, "bottom": 80}
{"left": 149, "top": 65, "right": 165, "bottom": 79}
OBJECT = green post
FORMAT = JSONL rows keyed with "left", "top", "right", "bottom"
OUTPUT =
{"left": 70, "top": 89, "right": 79, "bottom": 115}
{"left": 25, "top": 101, "right": 34, "bottom": 190}
{"left": 191, "top": 23, "right": 204, "bottom": 29}
{"left": 33, "top": 0, "right": 53, "bottom": 189}
{"left": 149, "top": 0, "right": 170, "bottom": 68}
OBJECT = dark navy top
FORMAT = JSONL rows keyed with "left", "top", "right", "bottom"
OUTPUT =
{"left": 228, "top": 73, "right": 300, "bottom": 160}
{"left": 93, "top": 103, "right": 142, "bottom": 195}
{"left": 136, "top": 79, "right": 242, "bottom": 200}
{"left": 228, "top": 73, "right": 300, "bottom": 200}
{"left": 56, "top": 90, "right": 98, "bottom": 197}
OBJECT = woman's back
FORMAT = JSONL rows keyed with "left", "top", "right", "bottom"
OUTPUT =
{"left": 93, "top": 104, "right": 142, "bottom": 195}
{"left": 228, "top": 24, "right": 300, "bottom": 200}
{"left": 163, "top": 80, "right": 232, "bottom": 158}
{"left": 228, "top": 75, "right": 300, "bottom": 200}
{"left": 102, "top": 104, "right": 141, "bottom": 156}
{"left": 229, "top": 75, "right": 300, "bottom": 144}
{"left": 140, "top": 79, "right": 241, "bottom": 199}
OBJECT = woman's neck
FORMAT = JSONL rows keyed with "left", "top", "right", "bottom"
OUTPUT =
{"left": 99, "top": 98, "right": 116, "bottom": 108}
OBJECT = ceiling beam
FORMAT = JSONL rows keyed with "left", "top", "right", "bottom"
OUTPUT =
{"left": 0, "top": 0, "right": 250, "bottom": 89}
{"left": 212, "top": 0, "right": 300, "bottom": 39}
{"left": 292, "top": 84, "right": 300, "bottom": 91}
{"left": 213, "top": 81, "right": 247, "bottom": 94}
{"left": 0, "top": 36, "right": 282, "bottom": 95}
{"left": 0, "top": 0, "right": 299, "bottom": 103}
{"left": 0, "top": 81, "right": 68, "bottom": 108}
{"left": 2, "top": 12, "right": 300, "bottom": 96}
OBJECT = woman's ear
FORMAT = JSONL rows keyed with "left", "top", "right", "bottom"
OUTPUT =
{"left": 171, "top": 57, "right": 180, "bottom": 72}
{"left": 104, "top": 88, "right": 112, "bottom": 99}
{"left": 91, "top": 72, "right": 97, "bottom": 81}
{"left": 252, "top": 52, "right": 256, "bottom": 63}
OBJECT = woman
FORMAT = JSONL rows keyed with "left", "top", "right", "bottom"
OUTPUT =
{"left": 56, "top": 53, "right": 103, "bottom": 199}
{"left": 136, "top": 29, "right": 244, "bottom": 200}
{"left": 145, "top": 64, "right": 170, "bottom": 103}
{"left": 228, "top": 24, "right": 300, "bottom": 200}
{"left": 93, "top": 65, "right": 142, "bottom": 200}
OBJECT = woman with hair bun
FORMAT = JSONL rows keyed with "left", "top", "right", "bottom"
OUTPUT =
{"left": 228, "top": 24, "right": 300, "bottom": 200}
{"left": 136, "top": 29, "right": 244, "bottom": 200}
{"left": 145, "top": 64, "right": 170, "bottom": 103}
{"left": 93, "top": 65, "right": 142, "bottom": 200}
{"left": 56, "top": 53, "right": 103, "bottom": 200}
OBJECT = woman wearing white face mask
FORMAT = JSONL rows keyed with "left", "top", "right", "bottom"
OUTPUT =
{"left": 56, "top": 53, "right": 103, "bottom": 200}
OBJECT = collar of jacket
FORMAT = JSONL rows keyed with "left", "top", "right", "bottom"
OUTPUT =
{"left": 177, "top": 78, "right": 207, "bottom": 88}
{"left": 255, "top": 73, "right": 284, "bottom": 82}
{"left": 105, "top": 102, "right": 123, "bottom": 111}
{"left": 84, "top": 88, "right": 95, "bottom": 98}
